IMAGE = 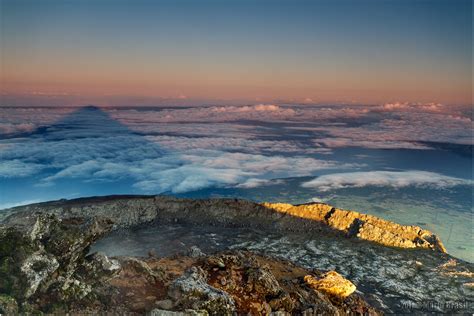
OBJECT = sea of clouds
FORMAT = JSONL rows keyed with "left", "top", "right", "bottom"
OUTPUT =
{"left": 0, "top": 102, "right": 471, "bottom": 198}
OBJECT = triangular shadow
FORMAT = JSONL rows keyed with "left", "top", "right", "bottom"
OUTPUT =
{"left": 0, "top": 105, "right": 167, "bottom": 181}
{"left": 10, "top": 105, "right": 141, "bottom": 141}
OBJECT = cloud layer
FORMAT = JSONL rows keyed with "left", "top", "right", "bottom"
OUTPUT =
{"left": 0, "top": 106, "right": 356, "bottom": 194}
{"left": 302, "top": 171, "right": 471, "bottom": 191}
{"left": 0, "top": 103, "right": 471, "bottom": 197}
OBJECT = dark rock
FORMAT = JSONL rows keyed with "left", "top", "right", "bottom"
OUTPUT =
{"left": 246, "top": 265, "right": 282, "bottom": 296}
{"left": 0, "top": 213, "right": 114, "bottom": 312}
{"left": 187, "top": 246, "right": 206, "bottom": 258}
{"left": 0, "top": 294, "right": 18, "bottom": 314}
{"left": 155, "top": 298, "right": 174, "bottom": 310}
{"left": 168, "top": 266, "right": 236, "bottom": 315}
{"left": 150, "top": 309, "right": 208, "bottom": 315}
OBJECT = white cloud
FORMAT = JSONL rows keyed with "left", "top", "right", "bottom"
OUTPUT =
{"left": 0, "top": 123, "right": 36, "bottom": 135}
{"left": 301, "top": 171, "right": 472, "bottom": 191}
{"left": 125, "top": 151, "right": 356, "bottom": 193}
{"left": 311, "top": 108, "right": 473, "bottom": 148}
{"left": 146, "top": 135, "right": 329, "bottom": 155}
{"left": 377, "top": 102, "right": 446, "bottom": 113}
{"left": 133, "top": 164, "right": 245, "bottom": 193}
{"left": 211, "top": 104, "right": 283, "bottom": 113}
{"left": 236, "top": 178, "right": 284, "bottom": 188}
{"left": 127, "top": 150, "right": 352, "bottom": 193}
{"left": 0, "top": 103, "right": 471, "bottom": 198}
{"left": 8, "top": 130, "right": 352, "bottom": 192}
{"left": 0, "top": 160, "right": 45, "bottom": 178}
{"left": 42, "top": 160, "right": 103, "bottom": 182}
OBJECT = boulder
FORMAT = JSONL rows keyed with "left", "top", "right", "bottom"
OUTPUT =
{"left": 304, "top": 271, "right": 356, "bottom": 298}
{"left": 168, "top": 266, "right": 236, "bottom": 315}
{"left": 150, "top": 309, "right": 209, "bottom": 316}
{"left": 0, "top": 294, "right": 18, "bottom": 314}
{"left": 187, "top": 246, "right": 206, "bottom": 258}
{"left": 0, "top": 212, "right": 115, "bottom": 308}
{"left": 155, "top": 299, "right": 174, "bottom": 310}
{"left": 246, "top": 265, "right": 282, "bottom": 296}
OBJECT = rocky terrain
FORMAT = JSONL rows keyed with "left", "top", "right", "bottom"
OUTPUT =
{"left": 0, "top": 195, "right": 472, "bottom": 314}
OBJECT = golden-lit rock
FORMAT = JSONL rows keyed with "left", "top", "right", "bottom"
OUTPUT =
{"left": 304, "top": 271, "right": 356, "bottom": 298}
{"left": 262, "top": 201, "right": 446, "bottom": 252}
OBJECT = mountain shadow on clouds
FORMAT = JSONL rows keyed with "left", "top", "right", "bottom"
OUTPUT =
{"left": 0, "top": 105, "right": 167, "bottom": 180}
{"left": 0, "top": 105, "right": 167, "bottom": 208}
{"left": 25, "top": 105, "right": 141, "bottom": 141}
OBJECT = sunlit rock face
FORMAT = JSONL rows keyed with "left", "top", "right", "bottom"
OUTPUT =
{"left": 1, "top": 195, "right": 473, "bottom": 314}
{"left": 261, "top": 202, "right": 446, "bottom": 252}
{"left": 4, "top": 196, "right": 446, "bottom": 251}
{"left": 304, "top": 271, "right": 356, "bottom": 298}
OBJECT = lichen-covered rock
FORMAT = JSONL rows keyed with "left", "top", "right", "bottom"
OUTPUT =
{"left": 187, "top": 246, "right": 206, "bottom": 258}
{"left": 82, "top": 252, "right": 121, "bottom": 278}
{"left": 246, "top": 265, "right": 282, "bottom": 296}
{"left": 304, "top": 271, "right": 356, "bottom": 298}
{"left": 20, "top": 252, "right": 60, "bottom": 298}
{"left": 120, "top": 256, "right": 164, "bottom": 283}
{"left": 150, "top": 308, "right": 209, "bottom": 316}
{"left": 0, "top": 226, "right": 38, "bottom": 299}
{"left": 168, "top": 266, "right": 236, "bottom": 315}
{"left": 155, "top": 299, "right": 174, "bottom": 310}
{"left": 0, "top": 294, "right": 18, "bottom": 314}
{"left": 0, "top": 213, "right": 115, "bottom": 312}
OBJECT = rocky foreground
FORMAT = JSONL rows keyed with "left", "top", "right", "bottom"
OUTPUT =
{"left": 0, "top": 195, "right": 473, "bottom": 314}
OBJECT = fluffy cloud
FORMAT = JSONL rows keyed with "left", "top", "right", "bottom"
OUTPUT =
{"left": 106, "top": 103, "right": 472, "bottom": 151}
{"left": 0, "top": 159, "right": 45, "bottom": 178}
{"left": 211, "top": 104, "right": 283, "bottom": 112}
{"left": 8, "top": 103, "right": 468, "bottom": 150}
{"left": 146, "top": 135, "right": 330, "bottom": 155}
{"left": 0, "top": 107, "right": 76, "bottom": 135}
{"left": 236, "top": 178, "right": 284, "bottom": 188}
{"left": 36, "top": 148, "right": 350, "bottom": 193}
{"left": 0, "top": 103, "right": 471, "bottom": 198}
{"left": 132, "top": 165, "right": 244, "bottom": 193}
{"left": 107, "top": 104, "right": 298, "bottom": 125}
{"left": 310, "top": 107, "right": 472, "bottom": 148}
{"left": 377, "top": 102, "right": 447, "bottom": 114}
{"left": 301, "top": 171, "right": 471, "bottom": 191}
{"left": 0, "top": 121, "right": 353, "bottom": 193}
{"left": 0, "top": 122, "right": 36, "bottom": 135}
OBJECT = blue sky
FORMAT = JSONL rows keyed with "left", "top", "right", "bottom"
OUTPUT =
{"left": 1, "top": 0, "right": 472, "bottom": 104}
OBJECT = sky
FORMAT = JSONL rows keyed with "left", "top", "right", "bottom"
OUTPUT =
{"left": 0, "top": 0, "right": 472, "bottom": 105}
